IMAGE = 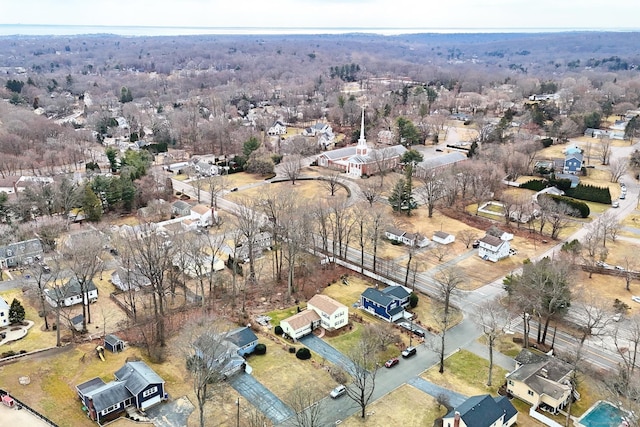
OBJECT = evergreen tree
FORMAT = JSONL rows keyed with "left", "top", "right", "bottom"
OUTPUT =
{"left": 9, "top": 298, "right": 25, "bottom": 324}
{"left": 82, "top": 184, "right": 103, "bottom": 222}
{"left": 389, "top": 178, "right": 406, "bottom": 212}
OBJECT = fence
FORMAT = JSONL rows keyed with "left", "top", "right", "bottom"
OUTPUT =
{"left": 529, "top": 407, "right": 564, "bottom": 427}
{"left": 0, "top": 388, "right": 59, "bottom": 426}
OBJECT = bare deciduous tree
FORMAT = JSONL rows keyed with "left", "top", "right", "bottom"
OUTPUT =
{"left": 457, "top": 229, "right": 478, "bottom": 249}
{"left": 340, "top": 333, "right": 380, "bottom": 418}
{"left": 474, "top": 301, "right": 510, "bottom": 386}
{"left": 286, "top": 385, "right": 329, "bottom": 427}
{"left": 599, "top": 137, "right": 612, "bottom": 165}
{"left": 609, "top": 158, "right": 629, "bottom": 183}
{"left": 182, "top": 317, "right": 235, "bottom": 427}
{"left": 433, "top": 268, "right": 464, "bottom": 373}
{"left": 281, "top": 154, "right": 303, "bottom": 185}
{"left": 320, "top": 172, "right": 343, "bottom": 196}
{"left": 415, "top": 167, "right": 444, "bottom": 218}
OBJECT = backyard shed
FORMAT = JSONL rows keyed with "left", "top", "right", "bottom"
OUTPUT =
{"left": 104, "top": 334, "right": 125, "bottom": 353}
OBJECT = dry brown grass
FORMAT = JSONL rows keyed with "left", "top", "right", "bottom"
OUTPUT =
{"left": 340, "top": 384, "right": 446, "bottom": 426}
{"left": 224, "top": 172, "right": 268, "bottom": 188}
{"left": 225, "top": 179, "right": 348, "bottom": 204}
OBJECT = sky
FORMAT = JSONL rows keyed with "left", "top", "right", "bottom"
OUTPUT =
{"left": 2, "top": 0, "right": 640, "bottom": 34}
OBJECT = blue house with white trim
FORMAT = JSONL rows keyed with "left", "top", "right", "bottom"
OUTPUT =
{"left": 76, "top": 361, "right": 166, "bottom": 424}
{"left": 360, "top": 285, "right": 411, "bottom": 322}
{"left": 563, "top": 151, "right": 583, "bottom": 174}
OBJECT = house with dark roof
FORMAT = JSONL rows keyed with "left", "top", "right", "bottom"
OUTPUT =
{"left": 360, "top": 285, "right": 411, "bottom": 322}
{"left": 478, "top": 235, "right": 510, "bottom": 263}
{"left": 267, "top": 120, "right": 287, "bottom": 136}
{"left": 506, "top": 349, "right": 573, "bottom": 414}
{"left": 443, "top": 394, "right": 517, "bottom": 427}
{"left": 76, "top": 361, "right": 166, "bottom": 423}
{"left": 225, "top": 326, "right": 259, "bottom": 356}
{"left": 110, "top": 267, "right": 151, "bottom": 291}
{"left": 45, "top": 278, "right": 98, "bottom": 307}
{"left": 385, "top": 228, "right": 429, "bottom": 248}
{"left": 0, "top": 239, "right": 44, "bottom": 269}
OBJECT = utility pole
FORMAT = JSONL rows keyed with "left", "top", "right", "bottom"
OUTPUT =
{"left": 236, "top": 397, "right": 240, "bottom": 427}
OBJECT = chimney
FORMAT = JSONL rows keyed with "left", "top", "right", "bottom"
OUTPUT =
{"left": 454, "top": 411, "right": 461, "bottom": 427}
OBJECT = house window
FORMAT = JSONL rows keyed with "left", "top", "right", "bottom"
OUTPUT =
{"left": 0, "top": 312, "right": 4, "bottom": 317}
{"left": 508, "top": 380, "right": 513, "bottom": 386}
{"left": 143, "top": 386, "right": 158, "bottom": 398}
{"left": 101, "top": 403, "right": 120, "bottom": 415}
{"left": 528, "top": 390, "right": 534, "bottom": 396}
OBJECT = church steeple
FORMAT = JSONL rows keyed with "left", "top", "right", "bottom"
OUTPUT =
{"left": 356, "top": 106, "right": 367, "bottom": 156}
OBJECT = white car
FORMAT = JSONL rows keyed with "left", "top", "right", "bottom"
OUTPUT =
{"left": 612, "top": 201, "right": 620, "bottom": 208}
{"left": 633, "top": 296, "right": 640, "bottom": 304}
{"left": 330, "top": 385, "right": 346, "bottom": 399}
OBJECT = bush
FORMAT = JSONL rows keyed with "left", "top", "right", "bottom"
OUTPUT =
{"left": 289, "top": 347, "right": 296, "bottom": 354}
{"left": 274, "top": 325, "right": 283, "bottom": 336}
{"left": 296, "top": 347, "right": 311, "bottom": 360}
{"left": 565, "top": 183, "right": 611, "bottom": 204}
{"left": 254, "top": 343, "right": 267, "bottom": 355}
{"left": 546, "top": 194, "right": 590, "bottom": 218}
{"left": 409, "top": 293, "right": 419, "bottom": 308}
{"left": 541, "top": 137, "right": 553, "bottom": 148}
{"left": 520, "top": 179, "right": 547, "bottom": 191}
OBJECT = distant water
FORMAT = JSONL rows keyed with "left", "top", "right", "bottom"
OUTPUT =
{"left": 1, "top": 24, "right": 639, "bottom": 37}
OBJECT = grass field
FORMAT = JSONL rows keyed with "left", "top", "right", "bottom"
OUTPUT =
{"left": 340, "top": 384, "right": 446, "bottom": 426}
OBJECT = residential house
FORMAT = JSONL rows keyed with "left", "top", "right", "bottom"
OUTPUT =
{"left": 506, "top": 349, "right": 573, "bottom": 414}
{"left": 385, "top": 228, "right": 429, "bottom": 248}
{"left": 442, "top": 394, "right": 518, "bottom": 427}
{"left": 189, "top": 156, "right": 220, "bottom": 176}
{"left": 225, "top": 326, "right": 259, "bottom": 356}
{"left": 477, "top": 235, "right": 510, "bottom": 263}
{"left": 563, "top": 151, "right": 583, "bottom": 174}
{"left": 172, "top": 200, "right": 192, "bottom": 217}
{"left": 45, "top": 278, "right": 98, "bottom": 307}
{"left": 190, "top": 204, "right": 218, "bottom": 228}
{"left": 433, "top": 231, "right": 455, "bottom": 245}
{"left": 110, "top": 267, "right": 151, "bottom": 292}
{"left": 76, "top": 361, "right": 166, "bottom": 424}
{"left": 172, "top": 252, "right": 224, "bottom": 278}
{"left": 104, "top": 334, "right": 125, "bottom": 353}
{"left": 235, "top": 231, "right": 272, "bottom": 261}
{"left": 267, "top": 120, "right": 287, "bottom": 136}
{"left": 486, "top": 227, "right": 514, "bottom": 242}
{"left": 279, "top": 309, "right": 321, "bottom": 341}
{"left": 306, "top": 294, "right": 349, "bottom": 331}
{"left": 0, "top": 239, "right": 44, "bottom": 269}
{"left": 360, "top": 285, "right": 411, "bottom": 322}
{"left": 303, "top": 122, "right": 333, "bottom": 137}
{"left": 279, "top": 295, "right": 348, "bottom": 340}
{"left": 0, "top": 298, "right": 9, "bottom": 327}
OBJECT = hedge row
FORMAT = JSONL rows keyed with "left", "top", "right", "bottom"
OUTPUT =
{"left": 521, "top": 179, "right": 611, "bottom": 204}
{"left": 546, "top": 194, "right": 590, "bottom": 218}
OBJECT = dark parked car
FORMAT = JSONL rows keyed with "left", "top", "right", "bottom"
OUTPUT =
{"left": 472, "top": 240, "right": 480, "bottom": 248}
{"left": 401, "top": 346, "right": 417, "bottom": 358}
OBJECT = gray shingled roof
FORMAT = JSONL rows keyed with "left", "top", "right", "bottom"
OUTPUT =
{"left": 361, "top": 287, "right": 394, "bottom": 306}
{"left": 48, "top": 278, "right": 97, "bottom": 300}
{"left": 381, "top": 285, "right": 410, "bottom": 300}
{"left": 419, "top": 152, "right": 466, "bottom": 170}
{"left": 89, "top": 382, "right": 131, "bottom": 412}
{"left": 445, "top": 394, "right": 517, "bottom": 427}
{"left": 115, "top": 361, "right": 164, "bottom": 396}
{"left": 226, "top": 326, "right": 258, "bottom": 348}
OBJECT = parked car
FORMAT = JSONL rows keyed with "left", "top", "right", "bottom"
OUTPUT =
{"left": 620, "top": 193, "right": 626, "bottom": 199}
{"left": 472, "top": 239, "right": 480, "bottom": 249}
{"left": 615, "top": 266, "right": 626, "bottom": 271}
{"left": 401, "top": 346, "right": 417, "bottom": 358}
{"left": 612, "top": 201, "right": 620, "bottom": 208}
{"left": 385, "top": 357, "right": 400, "bottom": 368}
{"left": 330, "top": 385, "right": 347, "bottom": 399}
{"left": 596, "top": 261, "right": 611, "bottom": 268}
{"left": 632, "top": 296, "right": 640, "bottom": 304}
{"left": 230, "top": 187, "right": 239, "bottom": 192}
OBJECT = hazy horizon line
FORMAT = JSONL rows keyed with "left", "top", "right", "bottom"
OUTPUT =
{"left": 1, "top": 23, "right": 640, "bottom": 37}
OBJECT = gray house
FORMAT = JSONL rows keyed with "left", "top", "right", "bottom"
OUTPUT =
{"left": 0, "top": 239, "right": 44, "bottom": 269}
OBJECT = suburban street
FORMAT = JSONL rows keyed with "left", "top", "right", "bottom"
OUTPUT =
{"left": 135, "top": 140, "right": 640, "bottom": 424}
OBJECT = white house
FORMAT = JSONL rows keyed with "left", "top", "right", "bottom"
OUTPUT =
{"left": 0, "top": 298, "right": 9, "bottom": 326}
{"left": 190, "top": 204, "right": 217, "bottom": 227}
{"left": 432, "top": 231, "right": 455, "bottom": 245}
{"left": 45, "top": 278, "right": 99, "bottom": 307}
{"left": 172, "top": 252, "right": 225, "bottom": 278}
{"left": 280, "top": 310, "right": 321, "bottom": 341}
{"left": 307, "top": 294, "right": 348, "bottom": 331}
{"left": 385, "top": 228, "right": 429, "bottom": 247}
{"left": 478, "top": 235, "right": 511, "bottom": 262}
{"left": 267, "top": 120, "right": 287, "bottom": 136}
